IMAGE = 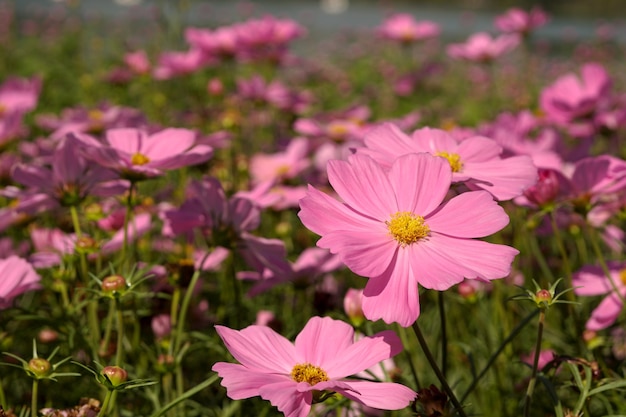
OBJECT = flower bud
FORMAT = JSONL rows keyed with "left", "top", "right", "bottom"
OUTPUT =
{"left": 101, "top": 275, "right": 127, "bottom": 295}
{"left": 343, "top": 288, "right": 365, "bottom": 326}
{"left": 535, "top": 289, "right": 552, "bottom": 304}
{"left": 102, "top": 365, "right": 128, "bottom": 387}
{"left": 28, "top": 358, "right": 51, "bottom": 379}
{"left": 523, "top": 168, "right": 560, "bottom": 207}
{"left": 75, "top": 236, "right": 99, "bottom": 254}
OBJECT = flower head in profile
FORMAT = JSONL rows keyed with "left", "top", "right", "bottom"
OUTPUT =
{"left": 0, "top": 256, "right": 41, "bottom": 309}
{"left": 494, "top": 7, "right": 549, "bottom": 37}
{"left": 573, "top": 261, "right": 626, "bottom": 331}
{"left": 376, "top": 13, "right": 440, "bottom": 43}
{"left": 212, "top": 316, "right": 416, "bottom": 417}
{"left": 76, "top": 127, "right": 213, "bottom": 181}
{"left": 299, "top": 152, "right": 518, "bottom": 326}
{"left": 446, "top": 32, "right": 520, "bottom": 63}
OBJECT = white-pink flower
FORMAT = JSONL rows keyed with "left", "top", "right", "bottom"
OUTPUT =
{"left": 212, "top": 316, "right": 416, "bottom": 417}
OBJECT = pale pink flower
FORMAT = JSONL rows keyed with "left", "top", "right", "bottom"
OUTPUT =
{"left": 124, "top": 50, "right": 151, "bottom": 74}
{"left": 357, "top": 123, "right": 538, "bottom": 201}
{"left": 76, "top": 128, "right": 213, "bottom": 181}
{"left": 573, "top": 261, "right": 626, "bottom": 331}
{"left": 494, "top": 7, "right": 549, "bottom": 36}
{"left": 152, "top": 48, "right": 207, "bottom": 80}
{"left": 343, "top": 288, "right": 365, "bottom": 325}
{"left": 539, "top": 63, "right": 612, "bottom": 137}
{"left": 447, "top": 32, "right": 520, "bottom": 63}
{"left": 0, "top": 256, "right": 41, "bottom": 309}
{"left": 521, "top": 349, "right": 556, "bottom": 370}
{"left": 28, "top": 227, "right": 76, "bottom": 268}
{"left": 250, "top": 138, "right": 310, "bottom": 185}
{"left": 299, "top": 153, "right": 518, "bottom": 326}
{"left": 212, "top": 316, "right": 416, "bottom": 417}
{"left": 376, "top": 13, "right": 440, "bottom": 43}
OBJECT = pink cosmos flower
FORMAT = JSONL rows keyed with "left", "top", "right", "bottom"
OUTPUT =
{"left": 357, "top": 123, "right": 538, "bottom": 201}
{"left": 376, "top": 13, "right": 440, "bottom": 43}
{"left": 28, "top": 227, "right": 77, "bottom": 268}
{"left": 124, "top": 50, "right": 151, "bottom": 75}
{"left": 494, "top": 7, "right": 549, "bottom": 36}
{"left": 0, "top": 256, "right": 41, "bottom": 309}
{"left": 76, "top": 127, "right": 213, "bottom": 181}
{"left": 539, "top": 62, "right": 612, "bottom": 137}
{"left": 212, "top": 316, "right": 416, "bottom": 417}
{"left": 249, "top": 138, "right": 311, "bottom": 185}
{"left": 446, "top": 32, "right": 520, "bottom": 63}
{"left": 573, "top": 261, "right": 626, "bottom": 331}
{"left": 298, "top": 153, "right": 518, "bottom": 326}
{"left": 0, "top": 76, "right": 41, "bottom": 145}
{"left": 152, "top": 48, "right": 208, "bottom": 80}
{"left": 233, "top": 15, "right": 306, "bottom": 63}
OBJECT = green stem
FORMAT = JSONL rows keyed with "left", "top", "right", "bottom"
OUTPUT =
{"left": 115, "top": 298, "right": 124, "bottom": 367}
{"left": 438, "top": 292, "right": 448, "bottom": 379}
{"left": 122, "top": 182, "right": 136, "bottom": 268}
{"left": 411, "top": 321, "right": 467, "bottom": 417}
{"left": 31, "top": 379, "right": 38, "bottom": 417}
{"left": 523, "top": 309, "right": 545, "bottom": 417}
{"left": 549, "top": 212, "right": 573, "bottom": 299}
{"left": 395, "top": 324, "right": 420, "bottom": 390}
{"left": 0, "top": 378, "right": 6, "bottom": 411}
{"left": 100, "top": 299, "right": 116, "bottom": 358}
{"left": 98, "top": 389, "right": 114, "bottom": 417}
{"left": 587, "top": 223, "right": 626, "bottom": 305}
{"left": 148, "top": 374, "right": 219, "bottom": 417}
{"left": 460, "top": 309, "right": 539, "bottom": 403}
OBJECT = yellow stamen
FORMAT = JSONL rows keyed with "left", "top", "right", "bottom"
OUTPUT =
{"left": 386, "top": 211, "right": 430, "bottom": 246}
{"left": 131, "top": 153, "right": 150, "bottom": 165}
{"left": 435, "top": 151, "right": 463, "bottom": 173}
{"left": 291, "top": 363, "right": 329, "bottom": 386}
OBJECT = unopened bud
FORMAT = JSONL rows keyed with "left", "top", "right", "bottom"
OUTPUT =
{"left": 101, "top": 275, "right": 127, "bottom": 295}
{"left": 28, "top": 358, "right": 51, "bottom": 378}
{"left": 102, "top": 366, "right": 128, "bottom": 387}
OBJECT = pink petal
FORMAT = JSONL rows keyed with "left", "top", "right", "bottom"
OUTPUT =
{"left": 327, "top": 155, "right": 397, "bottom": 220}
{"left": 148, "top": 144, "right": 213, "bottom": 170}
{"left": 573, "top": 264, "right": 617, "bottom": 296}
{"left": 325, "top": 330, "right": 403, "bottom": 379}
{"left": 214, "top": 325, "right": 297, "bottom": 374}
{"left": 106, "top": 128, "right": 144, "bottom": 154}
{"left": 360, "top": 123, "right": 418, "bottom": 166}
{"left": 317, "top": 229, "right": 397, "bottom": 277}
{"left": 462, "top": 155, "right": 538, "bottom": 201}
{"left": 141, "top": 128, "right": 196, "bottom": 159}
{"left": 426, "top": 191, "right": 509, "bottom": 237}
{"left": 258, "top": 380, "right": 312, "bottom": 417}
{"left": 337, "top": 380, "right": 416, "bottom": 410}
{"left": 362, "top": 249, "right": 420, "bottom": 327}
{"left": 413, "top": 235, "right": 518, "bottom": 290}
{"left": 411, "top": 127, "right": 459, "bottom": 153}
{"left": 388, "top": 153, "right": 452, "bottom": 215}
{"left": 294, "top": 317, "right": 354, "bottom": 367}
{"left": 457, "top": 136, "right": 503, "bottom": 162}
{"left": 11, "top": 165, "right": 53, "bottom": 193}
{"left": 211, "top": 363, "right": 287, "bottom": 399}
{"left": 298, "top": 185, "right": 382, "bottom": 237}
{"left": 586, "top": 292, "right": 623, "bottom": 331}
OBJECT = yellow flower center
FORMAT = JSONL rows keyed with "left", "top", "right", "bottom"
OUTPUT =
{"left": 131, "top": 153, "right": 151, "bottom": 165}
{"left": 386, "top": 211, "right": 430, "bottom": 246}
{"left": 619, "top": 268, "right": 626, "bottom": 286}
{"left": 435, "top": 151, "right": 463, "bottom": 173}
{"left": 290, "top": 363, "right": 329, "bottom": 386}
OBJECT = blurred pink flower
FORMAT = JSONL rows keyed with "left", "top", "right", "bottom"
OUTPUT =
{"left": 28, "top": 227, "right": 76, "bottom": 268}
{"left": 124, "top": 50, "right": 151, "bottom": 74}
{"left": 494, "top": 7, "right": 549, "bottom": 36}
{"left": 212, "top": 316, "right": 416, "bottom": 416}
{"left": 539, "top": 62, "right": 612, "bottom": 137}
{"left": 343, "top": 288, "right": 365, "bottom": 325}
{"left": 521, "top": 349, "right": 556, "bottom": 370}
{"left": 249, "top": 138, "right": 310, "bottom": 185}
{"left": 376, "top": 13, "right": 440, "bottom": 43}
{"left": 76, "top": 127, "right": 213, "bottom": 181}
{"left": 357, "top": 123, "right": 538, "bottom": 201}
{"left": 573, "top": 261, "right": 626, "bottom": 330}
{"left": 447, "top": 32, "right": 520, "bottom": 62}
{"left": 299, "top": 153, "right": 518, "bottom": 326}
{"left": 152, "top": 48, "right": 208, "bottom": 80}
{"left": 0, "top": 256, "right": 41, "bottom": 309}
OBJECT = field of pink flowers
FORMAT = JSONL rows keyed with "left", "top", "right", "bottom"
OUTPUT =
{"left": 1, "top": 2, "right": 626, "bottom": 417}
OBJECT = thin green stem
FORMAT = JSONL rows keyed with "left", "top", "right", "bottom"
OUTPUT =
{"left": 523, "top": 309, "right": 545, "bottom": 417}
{"left": 438, "top": 292, "right": 448, "bottom": 379}
{"left": 122, "top": 182, "right": 136, "bottom": 268}
{"left": 549, "top": 212, "right": 573, "bottom": 299}
{"left": 411, "top": 321, "right": 467, "bottom": 417}
{"left": 460, "top": 309, "right": 539, "bottom": 403}
{"left": 100, "top": 299, "right": 116, "bottom": 358}
{"left": 0, "top": 378, "right": 6, "bottom": 411}
{"left": 31, "top": 379, "right": 38, "bottom": 417}
{"left": 148, "top": 374, "right": 218, "bottom": 417}
{"left": 115, "top": 298, "right": 124, "bottom": 367}
{"left": 98, "top": 389, "right": 114, "bottom": 417}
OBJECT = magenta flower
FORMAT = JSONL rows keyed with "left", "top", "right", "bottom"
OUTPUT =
{"left": 446, "top": 32, "right": 520, "bottom": 63}
{"left": 212, "top": 316, "right": 416, "bottom": 417}
{"left": 573, "top": 262, "right": 626, "bottom": 331}
{"left": 376, "top": 13, "right": 440, "bottom": 43}
{"left": 494, "top": 7, "right": 549, "bottom": 36}
{"left": 0, "top": 256, "right": 41, "bottom": 309}
{"left": 298, "top": 153, "right": 518, "bottom": 326}
{"left": 539, "top": 62, "right": 612, "bottom": 137}
{"left": 357, "top": 123, "right": 538, "bottom": 201}
{"left": 76, "top": 127, "right": 213, "bottom": 181}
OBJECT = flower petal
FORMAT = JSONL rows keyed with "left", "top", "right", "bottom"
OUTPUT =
{"left": 258, "top": 380, "right": 312, "bottom": 417}
{"left": 426, "top": 191, "right": 509, "bottom": 238}
{"left": 362, "top": 249, "right": 420, "bottom": 327}
{"left": 573, "top": 264, "right": 619, "bottom": 296}
{"left": 462, "top": 155, "right": 538, "bottom": 201}
{"left": 211, "top": 363, "right": 288, "bottom": 400}
{"left": 586, "top": 292, "right": 624, "bottom": 331}
{"left": 337, "top": 380, "right": 417, "bottom": 410}
{"left": 294, "top": 316, "right": 354, "bottom": 368}
{"left": 215, "top": 325, "right": 297, "bottom": 374}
